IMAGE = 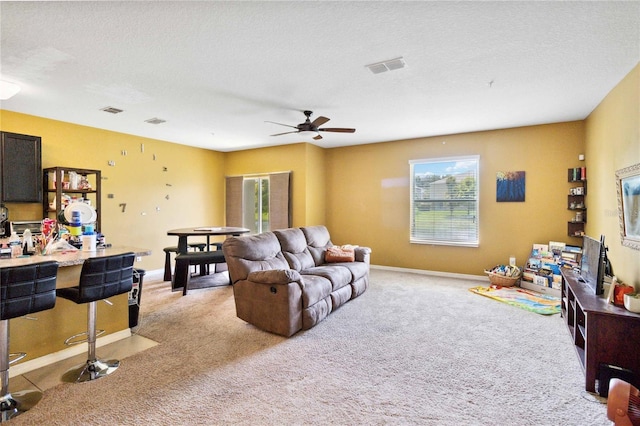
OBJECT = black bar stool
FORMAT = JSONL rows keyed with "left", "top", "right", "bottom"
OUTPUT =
{"left": 1, "top": 261, "right": 58, "bottom": 422}
{"left": 56, "top": 252, "right": 135, "bottom": 383}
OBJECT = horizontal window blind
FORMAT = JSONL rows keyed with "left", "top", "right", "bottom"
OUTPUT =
{"left": 410, "top": 156, "right": 479, "bottom": 247}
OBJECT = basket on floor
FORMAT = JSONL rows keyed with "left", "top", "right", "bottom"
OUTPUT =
{"left": 484, "top": 271, "right": 521, "bottom": 287}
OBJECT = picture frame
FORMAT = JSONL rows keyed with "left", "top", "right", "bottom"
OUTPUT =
{"left": 615, "top": 162, "right": 640, "bottom": 250}
{"left": 496, "top": 171, "right": 525, "bottom": 202}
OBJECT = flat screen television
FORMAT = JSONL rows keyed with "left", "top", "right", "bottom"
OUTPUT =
{"left": 579, "top": 234, "right": 607, "bottom": 295}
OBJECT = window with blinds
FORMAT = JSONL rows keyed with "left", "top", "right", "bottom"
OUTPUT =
{"left": 410, "top": 156, "right": 479, "bottom": 247}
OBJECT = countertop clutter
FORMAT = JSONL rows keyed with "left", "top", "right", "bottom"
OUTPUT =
{"left": 0, "top": 217, "right": 104, "bottom": 260}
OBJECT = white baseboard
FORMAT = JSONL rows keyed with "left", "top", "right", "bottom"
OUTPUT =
{"left": 370, "top": 264, "right": 486, "bottom": 282}
{"left": 9, "top": 329, "right": 132, "bottom": 378}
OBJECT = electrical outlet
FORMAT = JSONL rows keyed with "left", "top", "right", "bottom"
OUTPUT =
{"left": 136, "top": 256, "right": 142, "bottom": 262}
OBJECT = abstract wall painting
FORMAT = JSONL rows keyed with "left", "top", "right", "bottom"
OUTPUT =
{"left": 496, "top": 171, "right": 526, "bottom": 202}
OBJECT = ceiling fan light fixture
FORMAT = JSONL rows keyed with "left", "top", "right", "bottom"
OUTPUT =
{"left": 365, "top": 57, "right": 406, "bottom": 74}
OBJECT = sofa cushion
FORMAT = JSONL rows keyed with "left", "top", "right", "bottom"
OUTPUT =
{"left": 302, "top": 265, "right": 352, "bottom": 291}
{"left": 274, "top": 228, "right": 315, "bottom": 271}
{"left": 222, "top": 232, "right": 289, "bottom": 284}
{"left": 300, "top": 274, "right": 332, "bottom": 308}
{"left": 301, "top": 225, "right": 333, "bottom": 266}
{"left": 324, "top": 260, "right": 369, "bottom": 283}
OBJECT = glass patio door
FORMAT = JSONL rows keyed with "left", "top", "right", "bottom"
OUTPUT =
{"left": 242, "top": 177, "right": 270, "bottom": 234}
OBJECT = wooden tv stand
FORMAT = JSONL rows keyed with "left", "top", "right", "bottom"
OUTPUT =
{"left": 561, "top": 269, "right": 640, "bottom": 393}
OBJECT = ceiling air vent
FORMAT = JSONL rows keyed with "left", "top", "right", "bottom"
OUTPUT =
{"left": 144, "top": 118, "right": 166, "bottom": 125}
{"left": 101, "top": 106, "right": 124, "bottom": 114}
{"left": 365, "top": 57, "right": 406, "bottom": 74}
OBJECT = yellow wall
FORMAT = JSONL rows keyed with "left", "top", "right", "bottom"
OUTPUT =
{"left": 303, "top": 144, "right": 326, "bottom": 226}
{"left": 0, "top": 110, "right": 225, "bottom": 271}
{"left": 325, "top": 122, "right": 585, "bottom": 275}
{"left": 585, "top": 63, "right": 640, "bottom": 289}
{"left": 2, "top": 63, "right": 638, "bottom": 284}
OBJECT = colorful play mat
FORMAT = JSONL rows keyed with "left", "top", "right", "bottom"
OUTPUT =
{"left": 469, "top": 285, "right": 561, "bottom": 315}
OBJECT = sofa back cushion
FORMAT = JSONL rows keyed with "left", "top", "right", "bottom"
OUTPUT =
{"left": 274, "top": 228, "right": 315, "bottom": 271}
{"left": 301, "top": 226, "right": 333, "bottom": 266}
{"left": 222, "top": 232, "right": 289, "bottom": 284}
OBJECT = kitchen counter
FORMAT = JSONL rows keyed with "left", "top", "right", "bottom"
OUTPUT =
{"left": 0, "top": 245, "right": 151, "bottom": 268}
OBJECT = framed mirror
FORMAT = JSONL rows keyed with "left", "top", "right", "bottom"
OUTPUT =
{"left": 615, "top": 162, "right": 640, "bottom": 250}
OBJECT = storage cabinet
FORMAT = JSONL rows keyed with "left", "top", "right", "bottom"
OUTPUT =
{"left": 0, "top": 131, "right": 42, "bottom": 202}
{"left": 42, "top": 167, "right": 102, "bottom": 231}
{"left": 567, "top": 167, "right": 586, "bottom": 238}
{"left": 561, "top": 269, "right": 640, "bottom": 394}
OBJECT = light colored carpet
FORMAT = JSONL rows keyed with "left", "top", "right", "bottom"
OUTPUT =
{"left": 10, "top": 269, "right": 609, "bottom": 425}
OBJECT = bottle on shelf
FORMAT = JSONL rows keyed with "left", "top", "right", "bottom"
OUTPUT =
{"left": 68, "top": 210, "right": 82, "bottom": 237}
{"left": 8, "top": 231, "right": 21, "bottom": 258}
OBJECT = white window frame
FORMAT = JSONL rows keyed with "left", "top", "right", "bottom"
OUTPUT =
{"left": 409, "top": 155, "right": 479, "bottom": 247}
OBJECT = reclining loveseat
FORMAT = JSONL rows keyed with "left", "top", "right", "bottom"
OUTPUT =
{"left": 222, "top": 225, "right": 371, "bottom": 336}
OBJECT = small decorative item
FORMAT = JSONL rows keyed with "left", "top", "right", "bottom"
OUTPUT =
{"left": 614, "top": 282, "right": 635, "bottom": 307}
{"left": 615, "top": 162, "right": 640, "bottom": 250}
{"left": 606, "top": 276, "right": 618, "bottom": 304}
{"left": 496, "top": 171, "right": 525, "bottom": 202}
{"left": 78, "top": 175, "right": 91, "bottom": 189}
{"left": 623, "top": 293, "right": 640, "bottom": 313}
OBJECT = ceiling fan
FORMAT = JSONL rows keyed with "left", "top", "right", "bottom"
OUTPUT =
{"left": 266, "top": 110, "right": 355, "bottom": 140}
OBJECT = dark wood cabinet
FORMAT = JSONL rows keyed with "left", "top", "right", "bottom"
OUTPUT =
{"left": 561, "top": 269, "right": 640, "bottom": 393}
{"left": 0, "top": 131, "right": 42, "bottom": 202}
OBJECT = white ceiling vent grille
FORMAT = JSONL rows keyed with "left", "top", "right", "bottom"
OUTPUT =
{"left": 145, "top": 118, "right": 166, "bottom": 125}
{"left": 101, "top": 106, "right": 124, "bottom": 114}
{"left": 366, "top": 57, "right": 406, "bottom": 74}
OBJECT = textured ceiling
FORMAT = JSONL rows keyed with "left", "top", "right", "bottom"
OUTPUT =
{"left": 1, "top": 1, "right": 639, "bottom": 152}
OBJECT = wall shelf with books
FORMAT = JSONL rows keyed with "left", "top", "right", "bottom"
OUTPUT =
{"left": 568, "top": 167, "right": 586, "bottom": 238}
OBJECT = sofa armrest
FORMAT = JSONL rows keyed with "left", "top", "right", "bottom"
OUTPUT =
{"left": 247, "top": 269, "right": 302, "bottom": 284}
{"left": 354, "top": 247, "right": 371, "bottom": 263}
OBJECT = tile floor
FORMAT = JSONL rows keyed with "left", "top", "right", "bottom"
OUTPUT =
{"left": 8, "top": 334, "right": 158, "bottom": 393}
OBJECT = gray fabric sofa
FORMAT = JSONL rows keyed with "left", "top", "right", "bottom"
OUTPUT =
{"left": 222, "top": 225, "right": 371, "bottom": 336}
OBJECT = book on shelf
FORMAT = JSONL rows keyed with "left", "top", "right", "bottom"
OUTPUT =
{"left": 569, "top": 167, "right": 587, "bottom": 181}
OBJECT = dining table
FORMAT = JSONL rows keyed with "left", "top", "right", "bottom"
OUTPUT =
{"left": 167, "top": 226, "right": 250, "bottom": 254}
{"left": 166, "top": 226, "right": 250, "bottom": 290}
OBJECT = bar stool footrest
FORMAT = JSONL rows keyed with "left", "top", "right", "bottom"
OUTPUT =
{"left": 63, "top": 329, "right": 105, "bottom": 346}
{"left": 0, "top": 389, "right": 43, "bottom": 421}
{"left": 62, "top": 359, "right": 121, "bottom": 383}
{"left": 8, "top": 352, "right": 27, "bottom": 365}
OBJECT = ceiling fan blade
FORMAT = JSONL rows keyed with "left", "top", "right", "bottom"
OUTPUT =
{"left": 265, "top": 121, "right": 298, "bottom": 129}
{"left": 318, "top": 127, "right": 356, "bottom": 133}
{"left": 313, "top": 134, "right": 323, "bottom": 141}
{"left": 310, "top": 116, "right": 330, "bottom": 127}
{"left": 270, "top": 131, "right": 299, "bottom": 137}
